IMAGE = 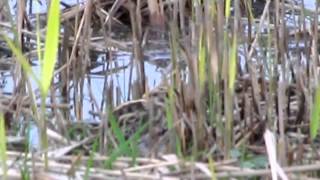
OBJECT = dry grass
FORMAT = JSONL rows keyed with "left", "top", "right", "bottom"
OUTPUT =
{"left": 0, "top": 0, "right": 320, "bottom": 179}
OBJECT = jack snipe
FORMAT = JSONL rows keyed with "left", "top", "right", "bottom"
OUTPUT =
{"left": 112, "top": 85, "right": 183, "bottom": 156}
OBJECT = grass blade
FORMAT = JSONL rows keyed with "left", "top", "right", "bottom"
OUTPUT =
{"left": 105, "top": 117, "right": 147, "bottom": 168}
{"left": 41, "top": 0, "right": 60, "bottom": 95}
{"left": 225, "top": 0, "right": 232, "bottom": 19}
{"left": 0, "top": 114, "right": 7, "bottom": 179}
{"left": 310, "top": 86, "right": 320, "bottom": 139}
{"left": 228, "top": 36, "right": 237, "bottom": 91}
{"left": 198, "top": 29, "right": 206, "bottom": 91}
{"left": 109, "top": 112, "right": 131, "bottom": 155}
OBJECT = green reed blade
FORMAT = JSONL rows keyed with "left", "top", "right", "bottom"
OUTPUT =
{"left": 109, "top": 112, "right": 130, "bottom": 155}
{"left": 208, "top": 157, "right": 217, "bottom": 180}
{"left": 105, "top": 118, "right": 147, "bottom": 168}
{"left": 41, "top": 0, "right": 60, "bottom": 96}
{"left": 310, "top": 86, "right": 320, "bottom": 139}
{"left": 225, "top": 0, "right": 232, "bottom": 19}
{"left": 0, "top": 114, "right": 7, "bottom": 180}
{"left": 199, "top": 29, "right": 206, "bottom": 91}
{"left": 228, "top": 36, "right": 237, "bottom": 91}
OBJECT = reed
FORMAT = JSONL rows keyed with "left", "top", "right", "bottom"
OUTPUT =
{"left": 0, "top": 114, "right": 7, "bottom": 180}
{"left": 0, "top": 0, "right": 320, "bottom": 179}
{"left": 1, "top": 0, "right": 60, "bottom": 169}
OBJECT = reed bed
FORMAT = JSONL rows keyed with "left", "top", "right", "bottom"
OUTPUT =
{"left": 0, "top": 0, "right": 320, "bottom": 179}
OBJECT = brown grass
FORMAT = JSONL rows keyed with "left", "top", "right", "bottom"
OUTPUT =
{"left": 0, "top": 0, "right": 320, "bottom": 179}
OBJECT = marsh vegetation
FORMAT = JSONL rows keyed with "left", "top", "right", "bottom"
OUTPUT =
{"left": 0, "top": 0, "right": 320, "bottom": 179}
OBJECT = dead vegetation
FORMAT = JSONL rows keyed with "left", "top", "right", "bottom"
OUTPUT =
{"left": 0, "top": 0, "right": 320, "bottom": 179}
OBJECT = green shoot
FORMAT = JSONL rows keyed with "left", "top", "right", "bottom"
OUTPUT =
{"left": 0, "top": 114, "right": 7, "bottom": 180}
